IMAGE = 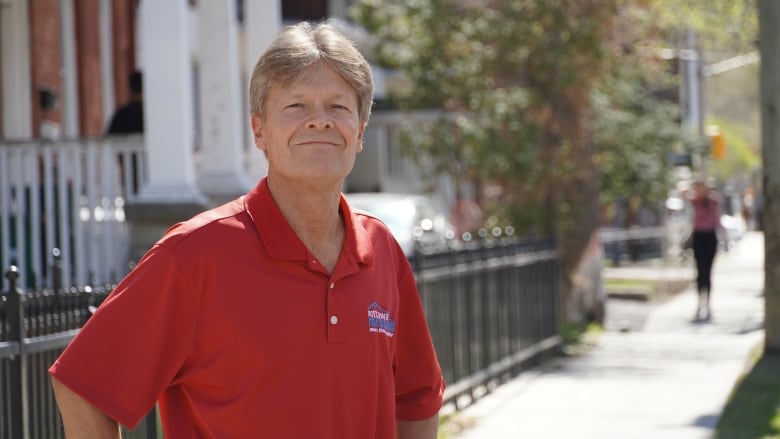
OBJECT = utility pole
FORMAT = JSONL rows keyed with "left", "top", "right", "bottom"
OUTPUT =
{"left": 759, "top": 0, "right": 780, "bottom": 352}
{"left": 681, "top": 30, "right": 706, "bottom": 177}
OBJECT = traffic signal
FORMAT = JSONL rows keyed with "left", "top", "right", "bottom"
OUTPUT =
{"left": 707, "top": 126, "right": 726, "bottom": 160}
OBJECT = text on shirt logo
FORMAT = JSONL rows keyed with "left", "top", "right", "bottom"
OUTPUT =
{"left": 367, "top": 302, "right": 396, "bottom": 337}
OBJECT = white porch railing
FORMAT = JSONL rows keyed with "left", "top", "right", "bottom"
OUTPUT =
{"left": 0, "top": 136, "right": 145, "bottom": 289}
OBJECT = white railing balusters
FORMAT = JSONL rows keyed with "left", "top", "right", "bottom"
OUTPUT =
{"left": 11, "top": 148, "right": 27, "bottom": 287}
{"left": 72, "top": 141, "right": 87, "bottom": 287}
{"left": 1, "top": 137, "right": 144, "bottom": 289}
{"left": 100, "top": 142, "right": 111, "bottom": 284}
{"left": 57, "top": 143, "right": 73, "bottom": 289}
{"left": 27, "top": 145, "right": 43, "bottom": 288}
{"left": 43, "top": 148, "right": 56, "bottom": 288}
{"left": 84, "top": 140, "right": 98, "bottom": 284}
{"left": 0, "top": 147, "right": 9, "bottom": 276}
{"left": 102, "top": 142, "right": 125, "bottom": 284}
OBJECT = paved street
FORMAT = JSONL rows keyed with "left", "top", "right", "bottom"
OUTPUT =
{"left": 447, "top": 232, "right": 765, "bottom": 439}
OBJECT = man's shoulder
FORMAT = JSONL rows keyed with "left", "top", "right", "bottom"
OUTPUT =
{"left": 350, "top": 208, "right": 394, "bottom": 239}
{"left": 159, "top": 198, "right": 253, "bottom": 249}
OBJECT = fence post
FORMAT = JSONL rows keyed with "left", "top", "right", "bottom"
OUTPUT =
{"left": 5, "top": 266, "right": 30, "bottom": 439}
{"left": 52, "top": 249, "right": 63, "bottom": 331}
{"left": 52, "top": 248, "right": 63, "bottom": 291}
{"left": 145, "top": 408, "right": 159, "bottom": 439}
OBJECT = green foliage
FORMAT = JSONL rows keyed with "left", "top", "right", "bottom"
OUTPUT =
{"left": 648, "top": 0, "right": 759, "bottom": 56}
{"left": 352, "top": 0, "right": 620, "bottom": 233}
{"left": 352, "top": 0, "right": 689, "bottom": 233}
{"left": 560, "top": 321, "right": 603, "bottom": 348}
{"left": 592, "top": 62, "right": 684, "bottom": 207}
{"left": 351, "top": 0, "right": 759, "bottom": 225}
{"left": 350, "top": 0, "right": 753, "bottom": 322}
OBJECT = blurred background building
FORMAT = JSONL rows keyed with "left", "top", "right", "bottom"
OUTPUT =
{"left": 0, "top": 0, "right": 465, "bottom": 288}
{"left": 0, "top": 0, "right": 451, "bottom": 198}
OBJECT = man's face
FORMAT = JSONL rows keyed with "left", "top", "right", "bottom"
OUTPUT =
{"left": 251, "top": 64, "right": 364, "bottom": 186}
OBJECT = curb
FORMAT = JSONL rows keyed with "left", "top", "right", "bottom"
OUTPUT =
{"left": 605, "top": 274, "right": 692, "bottom": 302}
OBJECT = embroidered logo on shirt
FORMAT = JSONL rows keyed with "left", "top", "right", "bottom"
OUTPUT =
{"left": 367, "top": 302, "right": 396, "bottom": 337}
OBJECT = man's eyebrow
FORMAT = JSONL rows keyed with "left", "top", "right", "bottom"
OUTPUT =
{"left": 285, "top": 91, "right": 356, "bottom": 103}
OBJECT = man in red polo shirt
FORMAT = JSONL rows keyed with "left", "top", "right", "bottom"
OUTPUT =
{"left": 49, "top": 21, "right": 444, "bottom": 438}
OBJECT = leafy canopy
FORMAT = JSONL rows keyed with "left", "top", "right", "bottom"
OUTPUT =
{"left": 352, "top": 0, "right": 684, "bottom": 231}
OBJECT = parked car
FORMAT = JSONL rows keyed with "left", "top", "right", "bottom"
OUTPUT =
{"left": 344, "top": 192, "right": 455, "bottom": 256}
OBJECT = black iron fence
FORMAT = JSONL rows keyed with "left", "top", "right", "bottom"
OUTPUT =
{"left": 0, "top": 256, "right": 156, "bottom": 439}
{"left": 2, "top": 238, "right": 560, "bottom": 436}
{"left": 412, "top": 237, "right": 561, "bottom": 409}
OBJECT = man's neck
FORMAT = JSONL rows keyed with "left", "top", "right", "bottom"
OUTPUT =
{"left": 266, "top": 176, "right": 345, "bottom": 271}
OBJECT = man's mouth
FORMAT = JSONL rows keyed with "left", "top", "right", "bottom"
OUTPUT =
{"left": 295, "top": 138, "right": 341, "bottom": 146}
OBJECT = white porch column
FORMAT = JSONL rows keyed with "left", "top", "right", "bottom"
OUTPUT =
{"left": 99, "top": 0, "right": 114, "bottom": 129}
{"left": 137, "top": 0, "right": 205, "bottom": 204}
{"left": 196, "top": 0, "right": 253, "bottom": 202}
{"left": 127, "top": 0, "right": 207, "bottom": 262}
{"left": 59, "top": 0, "right": 79, "bottom": 138}
{"left": 1, "top": 0, "right": 32, "bottom": 139}
{"left": 241, "top": 0, "right": 281, "bottom": 182}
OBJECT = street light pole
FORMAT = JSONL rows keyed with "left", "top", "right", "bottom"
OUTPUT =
{"left": 681, "top": 29, "right": 706, "bottom": 178}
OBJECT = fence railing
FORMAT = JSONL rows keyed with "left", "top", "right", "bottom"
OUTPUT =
{"left": 413, "top": 237, "right": 561, "bottom": 409}
{"left": 1, "top": 237, "right": 560, "bottom": 436}
{"left": 599, "top": 226, "right": 668, "bottom": 265}
{"left": 0, "top": 136, "right": 145, "bottom": 291}
{"left": 0, "top": 258, "right": 156, "bottom": 439}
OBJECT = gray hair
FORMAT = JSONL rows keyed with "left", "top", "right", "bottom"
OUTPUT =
{"left": 249, "top": 22, "right": 374, "bottom": 126}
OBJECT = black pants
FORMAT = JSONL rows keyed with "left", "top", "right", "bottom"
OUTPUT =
{"left": 692, "top": 230, "right": 718, "bottom": 292}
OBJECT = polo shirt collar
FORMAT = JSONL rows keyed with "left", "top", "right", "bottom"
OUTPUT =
{"left": 243, "top": 178, "right": 374, "bottom": 267}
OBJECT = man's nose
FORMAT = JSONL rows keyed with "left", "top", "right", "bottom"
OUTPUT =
{"left": 307, "top": 106, "right": 333, "bottom": 129}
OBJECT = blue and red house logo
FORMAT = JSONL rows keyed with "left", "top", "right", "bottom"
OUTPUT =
{"left": 367, "top": 302, "right": 396, "bottom": 337}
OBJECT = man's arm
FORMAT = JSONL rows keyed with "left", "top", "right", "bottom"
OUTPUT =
{"left": 397, "top": 414, "right": 438, "bottom": 439}
{"left": 52, "top": 376, "right": 121, "bottom": 439}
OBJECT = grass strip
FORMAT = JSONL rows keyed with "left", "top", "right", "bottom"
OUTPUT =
{"left": 716, "top": 349, "right": 780, "bottom": 439}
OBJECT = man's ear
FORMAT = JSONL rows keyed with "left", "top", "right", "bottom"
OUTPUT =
{"left": 357, "top": 123, "right": 366, "bottom": 153}
{"left": 251, "top": 114, "right": 266, "bottom": 152}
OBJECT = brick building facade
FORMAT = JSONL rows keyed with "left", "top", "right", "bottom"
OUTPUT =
{"left": 1, "top": 0, "right": 138, "bottom": 140}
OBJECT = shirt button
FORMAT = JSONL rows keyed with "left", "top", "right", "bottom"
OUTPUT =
{"left": 330, "top": 315, "right": 339, "bottom": 325}
{"left": 330, "top": 282, "right": 335, "bottom": 289}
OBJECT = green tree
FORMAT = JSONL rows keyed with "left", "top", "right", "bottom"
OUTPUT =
{"left": 592, "top": 47, "right": 684, "bottom": 212}
{"left": 648, "top": 0, "right": 758, "bottom": 56}
{"left": 352, "top": 0, "right": 684, "bottom": 324}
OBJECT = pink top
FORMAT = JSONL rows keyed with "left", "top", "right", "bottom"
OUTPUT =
{"left": 691, "top": 196, "right": 720, "bottom": 232}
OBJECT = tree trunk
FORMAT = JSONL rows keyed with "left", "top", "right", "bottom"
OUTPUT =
{"left": 759, "top": 0, "right": 780, "bottom": 352}
{"left": 552, "top": 87, "right": 601, "bottom": 326}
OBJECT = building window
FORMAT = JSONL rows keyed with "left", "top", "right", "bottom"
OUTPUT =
{"left": 282, "top": 0, "right": 327, "bottom": 21}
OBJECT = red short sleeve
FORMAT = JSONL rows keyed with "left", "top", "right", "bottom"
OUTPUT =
{"left": 49, "top": 244, "right": 199, "bottom": 428}
{"left": 394, "top": 268, "right": 446, "bottom": 420}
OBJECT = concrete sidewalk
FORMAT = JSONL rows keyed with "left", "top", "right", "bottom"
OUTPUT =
{"left": 447, "top": 232, "right": 765, "bottom": 439}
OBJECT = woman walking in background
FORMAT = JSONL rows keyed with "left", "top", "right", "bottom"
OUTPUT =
{"left": 685, "top": 180, "right": 722, "bottom": 320}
